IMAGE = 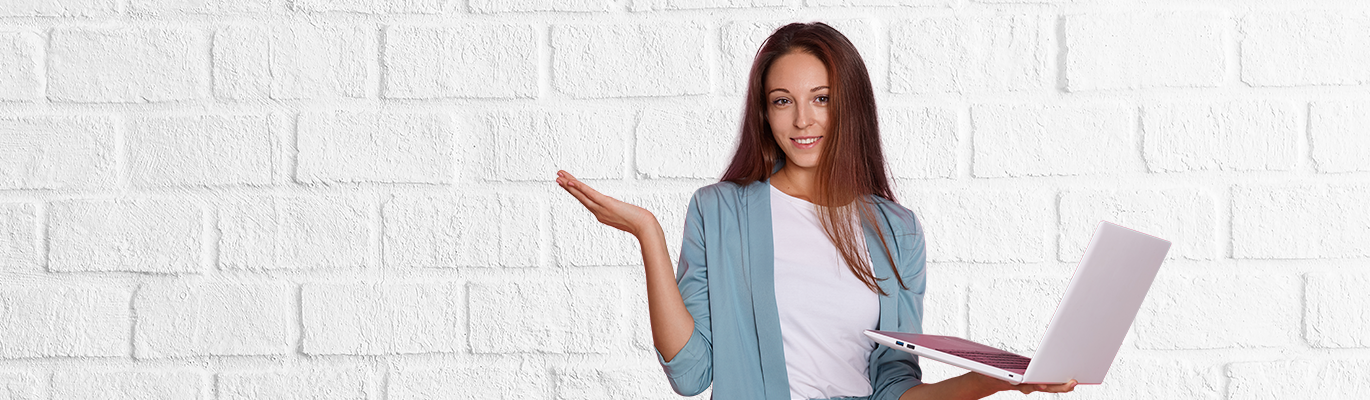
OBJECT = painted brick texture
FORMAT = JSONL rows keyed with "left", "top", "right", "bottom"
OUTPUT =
{"left": 2, "top": 2, "right": 1366, "bottom": 398}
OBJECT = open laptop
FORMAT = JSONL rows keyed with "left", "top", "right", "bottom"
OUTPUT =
{"left": 865, "top": 220, "right": 1171, "bottom": 385}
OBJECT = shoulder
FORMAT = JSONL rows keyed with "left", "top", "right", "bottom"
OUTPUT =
{"left": 870, "top": 196, "right": 923, "bottom": 237}
{"left": 687, "top": 180, "right": 755, "bottom": 210}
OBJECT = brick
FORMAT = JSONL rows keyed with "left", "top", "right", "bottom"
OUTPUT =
{"left": 1059, "top": 189, "right": 1218, "bottom": 261}
{"left": 0, "top": 30, "right": 42, "bottom": 101}
{"left": 472, "top": 0, "right": 614, "bottom": 12}
{"left": 1142, "top": 101, "right": 1298, "bottom": 172}
{"left": 289, "top": 0, "right": 449, "bottom": 13}
{"left": 971, "top": 102, "right": 1135, "bottom": 177}
{"left": 553, "top": 23, "right": 709, "bottom": 98}
{"left": 389, "top": 365, "right": 547, "bottom": 400}
{"left": 1074, "top": 357, "right": 1221, "bottom": 399}
{"left": 891, "top": 15, "right": 1051, "bottom": 94}
{"left": 632, "top": 0, "right": 783, "bottom": 11}
{"left": 217, "top": 369, "right": 367, "bottom": 400}
{"left": 0, "top": 203, "right": 40, "bottom": 273}
{"left": 49, "top": 27, "right": 206, "bottom": 103}
{"left": 302, "top": 282, "right": 463, "bottom": 355}
{"left": 1229, "top": 360, "right": 1370, "bottom": 399}
{"left": 51, "top": 370, "right": 204, "bottom": 400}
{"left": 484, "top": 109, "right": 630, "bottom": 181}
{"left": 1310, "top": 101, "right": 1370, "bottom": 173}
{"left": 1064, "top": 12, "right": 1225, "bottom": 91}
{"left": 721, "top": 19, "right": 882, "bottom": 95}
{"left": 383, "top": 193, "right": 541, "bottom": 269}
{"left": 1305, "top": 272, "right": 1370, "bottom": 348}
{"left": 0, "top": 0, "right": 118, "bottom": 16}
{"left": 967, "top": 277, "right": 1067, "bottom": 354}
{"left": 469, "top": 278, "right": 624, "bottom": 353}
{"left": 134, "top": 281, "right": 291, "bottom": 358}
{"left": 382, "top": 24, "right": 536, "bottom": 99}
{"left": 0, "top": 115, "right": 118, "bottom": 190}
{"left": 214, "top": 25, "right": 373, "bottom": 100}
{"left": 554, "top": 192, "right": 691, "bottom": 267}
{"left": 219, "top": 195, "right": 370, "bottom": 271}
{"left": 49, "top": 199, "right": 202, "bottom": 274}
{"left": 923, "top": 265, "right": 965, "bottom": 337}
{"left": 555, "top": 367, "right": 707, "bottom": 400}
{"left": 130, "top": 0, "right": 268, "bottom": 14}
{"left": 896, "top": 189, "right": 1052, "bottom": 263}
{"left": 1133, "top": 273, "right": 1298, "bottom": 349}
{"left": 882, "top": 106, "right": 958, "bottom": 179}
{"left": 0, "top": 372, "right": 43, "bottom": 400}
{"left": 296, "top": 111, "right": 454, "bottom": 184}
{"left": 807, "top": 0, "right": 946, "bottom": 5}
{"left": 1241, "top": 12, "right": 1370, "bottom": 87}
{"left": 0, "top": 285, "right": 128, "bottom": 358}
{"left": 635, "top": 108, "right": 739, "bottom": 179}
{"left": 1232, "top": 185, "right": 1370, "bottom": 259}
{"left": 129, "top": 114, "right": 273, "bottom": 188}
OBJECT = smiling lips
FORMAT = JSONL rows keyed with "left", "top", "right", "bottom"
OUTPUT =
{"left": 792, "top": 136, "right": 822, "bottom": 149}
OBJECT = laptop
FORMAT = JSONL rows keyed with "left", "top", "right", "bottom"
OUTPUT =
{"left": 865, "top": 220, "right": 1171, "bottom": 385}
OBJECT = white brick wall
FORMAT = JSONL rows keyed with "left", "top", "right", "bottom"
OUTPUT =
{"left": 382, "top": 24, "right": 538, "bottom": 99}
{"left": 128, "top": 114, "right": 274, "bottom": 188}
{"left": 51, "top": 370, "right": 205, "bottom": 400}
{"left": 0, "top": 203, "right": 40, "bottom": 273}
{"left": 48, "top": 199, "right": 202, "bottom": 273}
{"left": 1064, "top": 12, "right": 1226, "bottom": 91}
{"left": 301, "top": 282, "right": 464, "bottom": 355}
{"left": 134, "top": 280, "right": 292, "bottom": 358}
{"left": 213, "top": 24, "right": 375, "bottom": 100}
{"left": 0, "top": 115, "right": 118, "bottom": 190}
{"left": 0, "top": 285, "right": 129, "bottom": 358}
{"left": 890, "top": 15, "right": 1051, "bottom": 94}
{"left": 217, "top": 368, "right": 369, "bottom": 400}
{"left": 0, "top": 30, "right": 42, "bottom": 101}
{"left": 3, "top": 2, "right": 1368, "bottom": 398}
{"left": 49, "top": 27, "right": 207, "bottom": 103}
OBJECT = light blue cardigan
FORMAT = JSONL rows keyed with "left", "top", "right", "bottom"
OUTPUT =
{"left": 655, "top": 173, "right": 927, "bottom": 400}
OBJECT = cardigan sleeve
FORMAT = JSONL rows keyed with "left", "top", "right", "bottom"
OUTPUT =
{"left": 655, "top": 190, "right": 714, "bottom": 396}
{"left": 868, "top": 204, "right": 927, "bottom": 400}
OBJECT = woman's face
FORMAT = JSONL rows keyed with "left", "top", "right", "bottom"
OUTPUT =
{"left": 765, "top": 51, "right": 830, "bottom": 170}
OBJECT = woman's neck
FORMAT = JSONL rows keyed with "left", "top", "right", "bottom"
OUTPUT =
{"left": 770, "top": 165, "right": 819, "bottom": 203}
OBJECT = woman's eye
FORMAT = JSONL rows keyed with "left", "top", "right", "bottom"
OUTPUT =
{"left": 772, "top": 98, "right": 791, "bottom": 106}
{"left": 815, "top": 95, "right": 829, "bottom": 104}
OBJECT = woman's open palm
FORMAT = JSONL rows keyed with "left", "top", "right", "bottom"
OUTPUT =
{"left": 555, "top": 170, "right": 657, "bottom": 237}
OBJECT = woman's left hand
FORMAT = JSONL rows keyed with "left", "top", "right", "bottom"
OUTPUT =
{"left": 973, "top": 372, "right": 1078, "bottom": 394}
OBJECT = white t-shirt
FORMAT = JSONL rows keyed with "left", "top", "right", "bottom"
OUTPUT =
{"left": 770, "top": 183, "right": 881, "bottom": 400}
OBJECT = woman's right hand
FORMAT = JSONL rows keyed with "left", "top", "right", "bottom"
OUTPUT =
{"left": 555, "top": 170, "right": 659, "bottom": 238}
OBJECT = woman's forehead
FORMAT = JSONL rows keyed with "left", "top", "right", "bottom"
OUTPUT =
{"left": 765, "top": 52, "right": 829, "bottom": 92}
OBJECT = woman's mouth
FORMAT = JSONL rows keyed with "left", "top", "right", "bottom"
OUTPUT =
{"left": 792, "top": 136, "right": 821, "bottom": 149}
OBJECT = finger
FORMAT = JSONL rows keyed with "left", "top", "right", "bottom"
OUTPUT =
{"left": 1041, "top": 381, "right": 1077, "bottom": 393}
{"left": 561, "top": 180, "right": 608, "bottom": 214}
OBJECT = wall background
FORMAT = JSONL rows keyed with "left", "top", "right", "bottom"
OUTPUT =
{"left": 2, "top": 0, "right": 1369, "bottom": 398}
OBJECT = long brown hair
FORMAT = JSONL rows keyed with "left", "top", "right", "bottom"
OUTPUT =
{"left": 721, "top": 22, "right": 906, "bottom": 296}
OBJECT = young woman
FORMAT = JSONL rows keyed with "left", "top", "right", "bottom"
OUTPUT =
{"left": 555, "top": 22, "right": 1077, "bottom": 399}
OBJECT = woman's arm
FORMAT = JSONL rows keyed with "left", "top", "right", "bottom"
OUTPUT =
{"left": 554, "top": 170, "right": 695, "bottom": 360}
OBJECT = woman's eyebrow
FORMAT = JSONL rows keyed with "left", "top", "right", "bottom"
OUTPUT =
{"left": 811, "top": 86, "right": 830, "bottom": 92}
{"left": 768, "top": 88, "right": 790, "bottom": 95}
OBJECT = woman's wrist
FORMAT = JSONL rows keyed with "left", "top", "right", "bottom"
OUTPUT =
{"left": 632, "top": 216, "right": 664, "bottom": 242}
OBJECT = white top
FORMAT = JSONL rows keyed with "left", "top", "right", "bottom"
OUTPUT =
{"left": 770, "top": 183, "right": 881, "bottom": 400}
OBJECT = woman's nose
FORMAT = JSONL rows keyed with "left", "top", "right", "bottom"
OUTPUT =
{"left": 794, "top": 103, "right": 815, "bottom": 129}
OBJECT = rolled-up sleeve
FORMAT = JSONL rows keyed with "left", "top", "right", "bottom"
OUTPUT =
{"left": 869, "top": 206, "right": 927, "bottom": 400}
{"left": 656, "top": 191, "right": 714, "bottom": 396}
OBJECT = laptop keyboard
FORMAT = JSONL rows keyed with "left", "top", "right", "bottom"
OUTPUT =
{"left": 944, "top": 350, "right": 1031, "bottom": 370}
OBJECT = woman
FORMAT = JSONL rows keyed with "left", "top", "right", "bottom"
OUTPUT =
{"left": 555, "top": 22, "right": 1077, "bottom": 399}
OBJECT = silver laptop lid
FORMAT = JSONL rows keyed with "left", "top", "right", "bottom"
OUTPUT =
{"left": 1022, "top": 221, "right": 1171, "bottom": 384}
